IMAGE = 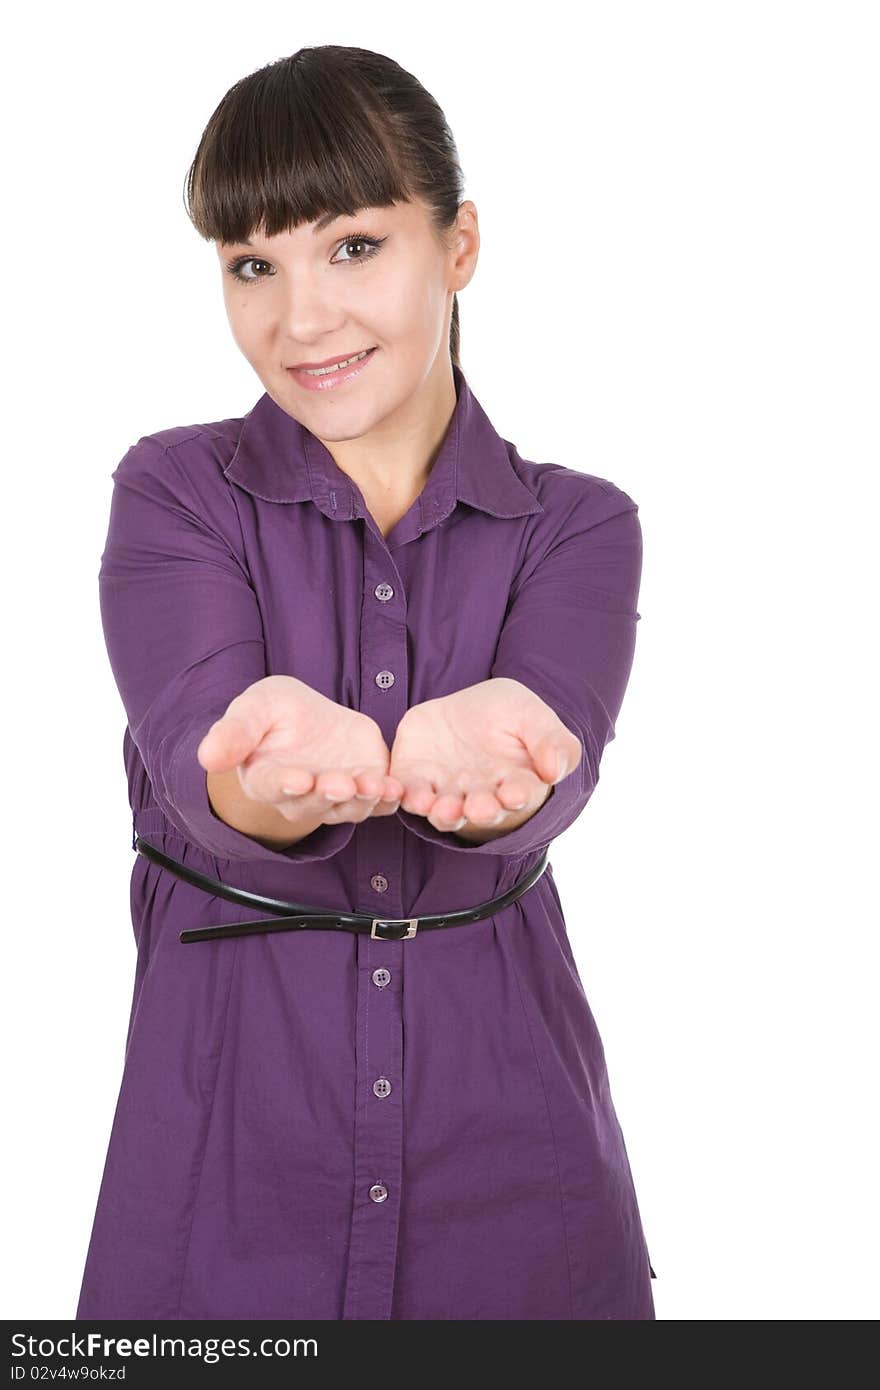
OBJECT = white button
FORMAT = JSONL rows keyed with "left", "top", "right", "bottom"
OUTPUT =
{"left": 375, "top": 670, "right": 395, "bottom": 689}
{"left": 373, "top": 1077, "right": 392, "bottom": 1098}
{"left": 369, "top": 1183, "right": 388, "bottom": 1203}
{"left": 371, "top": 873, "right": 388, "bottom": 892}
{"left": 372, "top": 967, "right": 391, "bottom": 988}
{"left": 374, "top": 582, "right": 394, "bottom": 601}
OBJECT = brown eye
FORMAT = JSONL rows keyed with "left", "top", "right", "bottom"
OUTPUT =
{"left": 224, "top": 233, "right": 387, "bottom": 287}
{"left": 331, "top": 232, "right": 387, "bottom": 267}
{"left": 225, "top": 258, "right": 273, "bottom": 284}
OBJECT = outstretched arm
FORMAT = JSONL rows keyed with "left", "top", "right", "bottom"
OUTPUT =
{"left": 392, "top": 483, "right": 644, "bottom": 857}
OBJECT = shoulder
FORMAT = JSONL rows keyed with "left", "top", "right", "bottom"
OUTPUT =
{"left": 106, "top": 414, "right": 248, "bottom": 546}
{"left": 505, "top": 445, "right": 640, "bottom": 535}
{"left": 497, "top": 448, "right": 642, "bottom": 603}
{"left": 112, "top": 412, "right": 244, "bottom": 481}
{"left": 109, "top": 412, "right": 247, "bottom": 494}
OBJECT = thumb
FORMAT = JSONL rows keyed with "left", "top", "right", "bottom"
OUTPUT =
{"left": 524, "top": 712, "right": 583, "bottom": 786}
{"left": 197, "top": 706, "right": 266, "bottom": 773}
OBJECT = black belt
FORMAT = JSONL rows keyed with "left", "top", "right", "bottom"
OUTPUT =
{"left": 134, "top": 836, "right": 550, "bottom": 944}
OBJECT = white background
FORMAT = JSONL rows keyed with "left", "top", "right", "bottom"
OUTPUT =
{"left": 2, "top": 0, "right": 877, "bottom": 1322}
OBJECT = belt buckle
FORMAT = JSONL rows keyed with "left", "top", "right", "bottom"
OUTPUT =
{"left": 371, "top": 916, "right": 419, "bottom": 940}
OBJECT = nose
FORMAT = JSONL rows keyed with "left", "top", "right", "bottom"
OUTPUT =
{"left": 275, "top": 271, "right": 347, "bottom": 345}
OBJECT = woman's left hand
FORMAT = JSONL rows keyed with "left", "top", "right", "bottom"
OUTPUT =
{"left": 388, "top": 677, "right": 582, "bottom": 834}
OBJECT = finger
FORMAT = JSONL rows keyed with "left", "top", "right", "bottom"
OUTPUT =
{"left": 417, "top": 779, "right": 507, "bottom": 830}
{"left": 532, "top": 731, "right": 582, "bottom": 784}
{"left": 445, "top": 772, "right": 545, "bottom": 827}
{"left": 239, "top": 761, "right": 316, "bottom": 805}
{"left": 395, "top": 772, "right": 438, "bottom": 817}
{"left": 314, "top": 771, "right": 359, "bottom": 803}
{"left": 428, "top": 809, "right": 470, "bottom": 833}
{"left": 516, "top": 704, "right": 583, "bottom": 785}
{"left": 198, "top": 709, "right": 265, "bottom": 773}
{"left": 353, "top": 770, "right": 389, "bottom": 801}
{"left": 321, "top": 793, "right": 382, "bottom": 825}
{"left": 496, "top": 767, "right": 550, "bottom": 805}
{"left": 271, "top": 769, "right": 356, "bottom": 807}
{"left": 457, "top": 785, "right": 508, "bottom": 826}
{"left": 383, "top": 774, "right": 405, "bottom": 802}
{"left": 276, "top": 795, "right": 317, "bottom": 823}
{"left": 430, "top": 782, "right": 511, "bottom": 831}
{"left": 365, "top": 773, "right": 404, "bottom": 817}
{"left": 278, "top": 767, "right": 315, "bottom": 798}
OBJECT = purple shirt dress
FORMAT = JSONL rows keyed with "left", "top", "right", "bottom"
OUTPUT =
{"left": 75, "top": 362, "right": 656, "bottom": 1320}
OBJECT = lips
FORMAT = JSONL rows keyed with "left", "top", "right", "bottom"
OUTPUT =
{"left": 286, "top": 346, "right": 378, "bottom": 392}
{"left": 288, "top": 348, "right": 374, "bottom": 371}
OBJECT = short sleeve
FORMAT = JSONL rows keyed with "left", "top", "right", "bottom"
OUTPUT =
{"left": 98, "top": 436, "right": 356, "bottom": 864}
{"left": 395, "top": 478, "right": 643, "bottom": 857}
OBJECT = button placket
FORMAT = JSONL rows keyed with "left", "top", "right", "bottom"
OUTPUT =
{"left": 341, "top": 539, "right": 409, "bottom": 1321}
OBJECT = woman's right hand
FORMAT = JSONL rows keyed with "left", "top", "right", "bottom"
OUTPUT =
{"left": 196, "top": 675, "right": 404, "bottom": 825}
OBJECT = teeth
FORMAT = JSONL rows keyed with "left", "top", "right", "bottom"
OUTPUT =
{"left": 302, "top": 349, "right": 370, "bottom": 377}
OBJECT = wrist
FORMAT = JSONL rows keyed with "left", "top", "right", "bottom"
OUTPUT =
{"left": 206, "top": 768, "right": 329, "bottom": 849}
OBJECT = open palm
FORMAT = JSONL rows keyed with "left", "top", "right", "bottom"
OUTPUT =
{"left": 197, "top": 675, "right": 402, "bottom": 825}
{"left": 388, "top": 677, "right": 583, "bottom": 832}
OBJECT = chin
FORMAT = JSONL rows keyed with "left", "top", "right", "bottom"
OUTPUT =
{"left": 290, "top": 388, "right": 376, "bottom": 430}
{"left": 310, "top": 413, "right": 378, "bottom": 444}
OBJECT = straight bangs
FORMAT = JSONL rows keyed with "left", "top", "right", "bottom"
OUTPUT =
{"left": 184, "top": 53, "right": 423, "bottom": 246}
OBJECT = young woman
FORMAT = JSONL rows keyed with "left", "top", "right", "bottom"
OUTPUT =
{"left": 76, "top": 43, "right": 656, "bottom": 1321}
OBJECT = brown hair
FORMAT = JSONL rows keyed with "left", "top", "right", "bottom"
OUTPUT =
{"left": 183, "top": 45, "right": 466, "bottom": 367}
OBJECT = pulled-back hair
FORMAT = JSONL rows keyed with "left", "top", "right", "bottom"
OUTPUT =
{"left": 184, "top": 44, "right": 466, "bottom": 366}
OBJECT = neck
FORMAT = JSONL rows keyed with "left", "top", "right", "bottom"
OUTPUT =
{"left": 321, "top": 357, "right": 457, "bottom": 498}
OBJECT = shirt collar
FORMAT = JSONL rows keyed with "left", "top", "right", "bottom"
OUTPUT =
{"left": 223, "top": 362, "right": 543, "bottom": 529}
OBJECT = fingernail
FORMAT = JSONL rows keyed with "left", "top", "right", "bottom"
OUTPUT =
{"left": 555, "top": 752, "right": 566, "bottom": 780}
{"left": 452, "top": 817, "right": 467, "bottom": 830}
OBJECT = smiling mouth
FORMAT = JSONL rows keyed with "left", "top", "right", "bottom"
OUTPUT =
{"left": 289, "top": 348, "right": 375, "bottom": 376}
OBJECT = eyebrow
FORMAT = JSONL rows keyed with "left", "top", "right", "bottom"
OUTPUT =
{"left": 238, "top": 210, "right": 364, "bottom": 248}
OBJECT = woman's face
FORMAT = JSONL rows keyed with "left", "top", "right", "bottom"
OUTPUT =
{"left": 216, "top": 196, "right": 478, "bottom": 442}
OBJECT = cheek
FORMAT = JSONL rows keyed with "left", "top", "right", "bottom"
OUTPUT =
{"left": 373, "top": 275, "right": 443, "bottom": 339}
{"left": 226, "top": 303, "right": 270, "bottom": 350}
